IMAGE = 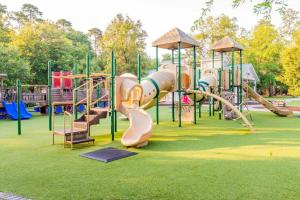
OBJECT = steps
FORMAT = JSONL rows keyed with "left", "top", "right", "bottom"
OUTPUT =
{"left": 53, "top": 108, "right": 108, "bottom": 148}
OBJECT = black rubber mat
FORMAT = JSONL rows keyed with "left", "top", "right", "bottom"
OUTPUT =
{"left": 81, "top": 147, "right": 137, "bottom": 163}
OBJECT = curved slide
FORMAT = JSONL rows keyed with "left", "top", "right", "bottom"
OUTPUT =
{"left": 121, "top": 108, "right": 152, "bottom": 147}
{"left": 118, "top": 77, "right": 153, "bottom": 147}
{"left": 243, "top": 84, "right": 293, "bottom": 117}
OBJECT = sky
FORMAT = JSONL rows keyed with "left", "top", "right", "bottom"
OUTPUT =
{"left": 2, "top": 0, "right": 300, "bottom": 58}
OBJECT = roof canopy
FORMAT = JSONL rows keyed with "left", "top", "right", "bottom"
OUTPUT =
{"left": 152, "top": 27, "right": 199, "bottom": 49}
{"left": 210, "top": 36, "right": 243, "bottom": 52}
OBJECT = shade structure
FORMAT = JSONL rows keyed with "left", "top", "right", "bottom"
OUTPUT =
{"left": 210, "top": 36, "right": 243, "bottom": 52}
{"left": 152, "top": 27, "right": 199, "bottom": 49}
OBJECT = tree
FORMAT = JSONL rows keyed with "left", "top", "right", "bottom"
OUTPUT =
{"left": 278, "top": 30, "right": 300, "bottom": 96}
{"left": 12, "top": 22, "right": 74, "bottom": 84}
{"left": 200, "top": 0, "right": 289, "bottom": 20}
{"left": 0, "top": 3, "right": 6, "bottom": 16}
{"left": 11, "top": 3, "right": 43, "bottom": 28}
{"left": 56, "top": 19, "right": 72, "bottom": 31}
{"left": 0, "top": 3, "right": 11, "bottom": 44}
{"left": 243, "top": 20, "right": 283, "bottom": 96}
{"left": 0, "top": 45, "right": 30, "bottom": 86}
{"left": 192, "top": 14, "right": 239, "bottom": 55}
{"left": 20, "top": 3, "right": 43, "bottom": 22}
{"left": 64, "top": 29, "right": 91, "bottom": 71}
{"left": 88, "top": 28, "right": 102, "bottom": 57}
{"left": 161, "top": 53, "right": 172, "bottom": 62}
{"left": 100, "top": 14, "right": 148, "bottom": 74}
{"left": 280, "top": 8, "right": 300, "bottom": 40}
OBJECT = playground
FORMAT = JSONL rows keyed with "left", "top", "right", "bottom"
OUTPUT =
{"left": 1, "top": 29, "right": 300, "bottom": 200}
{"left": 1, "top": 109, "right": 300, "bottom": 199}
{"left": 0, "top": 1, "right": 300, "bottom": 199}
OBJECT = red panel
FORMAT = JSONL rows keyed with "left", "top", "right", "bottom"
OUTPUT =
{"left": 62, "top": 71, "right": 73, "bottom": 89}
{"left": 52, "top": 72, "right": 62, "bottom": 89}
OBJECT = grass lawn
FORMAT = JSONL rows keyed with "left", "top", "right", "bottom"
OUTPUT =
{"left": 288, "top": 100, "right": 300, "bottom": 106}
{"left": 1, "top": 107, "right": 300, "bottom": 200}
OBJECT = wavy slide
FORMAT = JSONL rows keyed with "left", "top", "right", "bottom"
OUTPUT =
{"left": 118, "top": 77, "right": 152, "bottom": 147}
{"left": 243, "top": 84, "right": 293, "bottom": 117}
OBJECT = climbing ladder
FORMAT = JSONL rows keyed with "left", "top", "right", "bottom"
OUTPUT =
{"left": 52, "top": 78, "right": 109, "bottom": 148}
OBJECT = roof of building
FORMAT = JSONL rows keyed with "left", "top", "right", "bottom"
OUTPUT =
{"left": 241, "top": 63, "right": 259, "bottom": 82}
{"left": 152, "top": 27, "right": 199, "bottom": 49}
{"left": 210, "top": 36, "right": 243, "bottom": 52}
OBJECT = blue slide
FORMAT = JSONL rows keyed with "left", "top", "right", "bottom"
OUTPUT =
{"left": 2, "top": 101, "right": 32, "bottom": 120}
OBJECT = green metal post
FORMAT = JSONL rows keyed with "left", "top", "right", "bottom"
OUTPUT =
{"left": 209, "top": 100, "right": 211, "bottom": 116}
{"left": 193, "top": 46, "right": 197, "bottom": 124}
{"left": 17, "top": 79, "right": 21, "bottom": 135}
{"left": 231, "top": 47, "right": 234, "bottom": 92}
{"left": 114, "top": 57, "right": 117, "bottom": 132}
{"left": 137, "top": 54, "right": 141, "bottom": 107}
{"left": 198, "top": 50, "right": 201, "bottom": 119}
{"left": 48, "top": 61, "right": 52, "bottom": 131}
{"left": 220, "top": 52, "right": 223, "bottom": 119}
{"left": 171, "top": 49, "right": 175, "bottom": 122}
{"left": 198, "top": 102, "right": 201, "bottom": 118}
{"left": 218, "top": 69, "right": 222, "bottom": 120}
{"left": 73, "top": 64, "right": 78, "bottom": 120}
{"left": 211, "top": 50, "right": 215, "bottom": 116}
{"left": 86, "top": 53, "right": 90, "bottom": 79}
{"left": 177, "top": 42, "right": 181, "bottom": 127}
{"left": 110, "top": 50, "right": 115, "bottom": 141}
{"left": 155, "top": 46, "right": 159, "bottom": 125}
{"left": 240, "top": 50, "right": 243, "bottom": 112}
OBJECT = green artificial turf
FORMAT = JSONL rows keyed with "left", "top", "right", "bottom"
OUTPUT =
{"left": 288, "top": 100, "right": 300, "bottom": 106}
{"left": 0, "top": 107, "right": 300, "bottom": 200}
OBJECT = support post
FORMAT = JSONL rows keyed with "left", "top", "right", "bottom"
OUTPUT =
{"left": 198, "top": 102, "right": 201, "bottom": 118}
{"left": 73, "top": 64, "right": 78, "bottom": 120}
{"left": 193, "top": 46, "right": 197, "bottom": 124}
{"left": 198, "top": 49, "right": 202, "bottom": 119}
{"left": 218, "top": 69, "right": 222, "bottom": 120}
{"left": 17, "top": 79, "right": 21, "bottom": 135}
{"left": 48, "top": 61, "right": 52, "bottom": 131}
{"left": 212, "top": 50, "right": 215, "bottom": 116}
{"left": 231, "top": 47, "right": 234, "bottom": 92}
{"left": 155, "top": 46, "right": 159, "bottom": 125}
{"left": 114, "top": 57, "right": 117, "bottom": 132}
{"left": 110, "top": 50, "right": 115, "bottom": 141}
{"left": 86, "top": 53, "right": 90, "bottom": 79}
{"left": 86, "top": 53, "right": 91, "bottom": 136}
{"left": 240, "top": 50, "right": 243, "bottom": 112}
{"left": 171, "top": 49, "right": 175, "bottom": 122}
{"left": 177, "top": 42, "right": 181, "bottom": 127}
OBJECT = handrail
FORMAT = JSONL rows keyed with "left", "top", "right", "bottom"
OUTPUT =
{"left": 73, "top": 79, "right": 93, "bottom": 106}
{"left": 89, "top": 80, "right": 110, "bottom": 107}
{"left": 64, "top": 111, "right": 74, "bottom": 148}
{"left": 90, "top": 95, "right": 108, "bottom": 106}
{"left": 74, "top": 81, "right": 89, "bottom": 93}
